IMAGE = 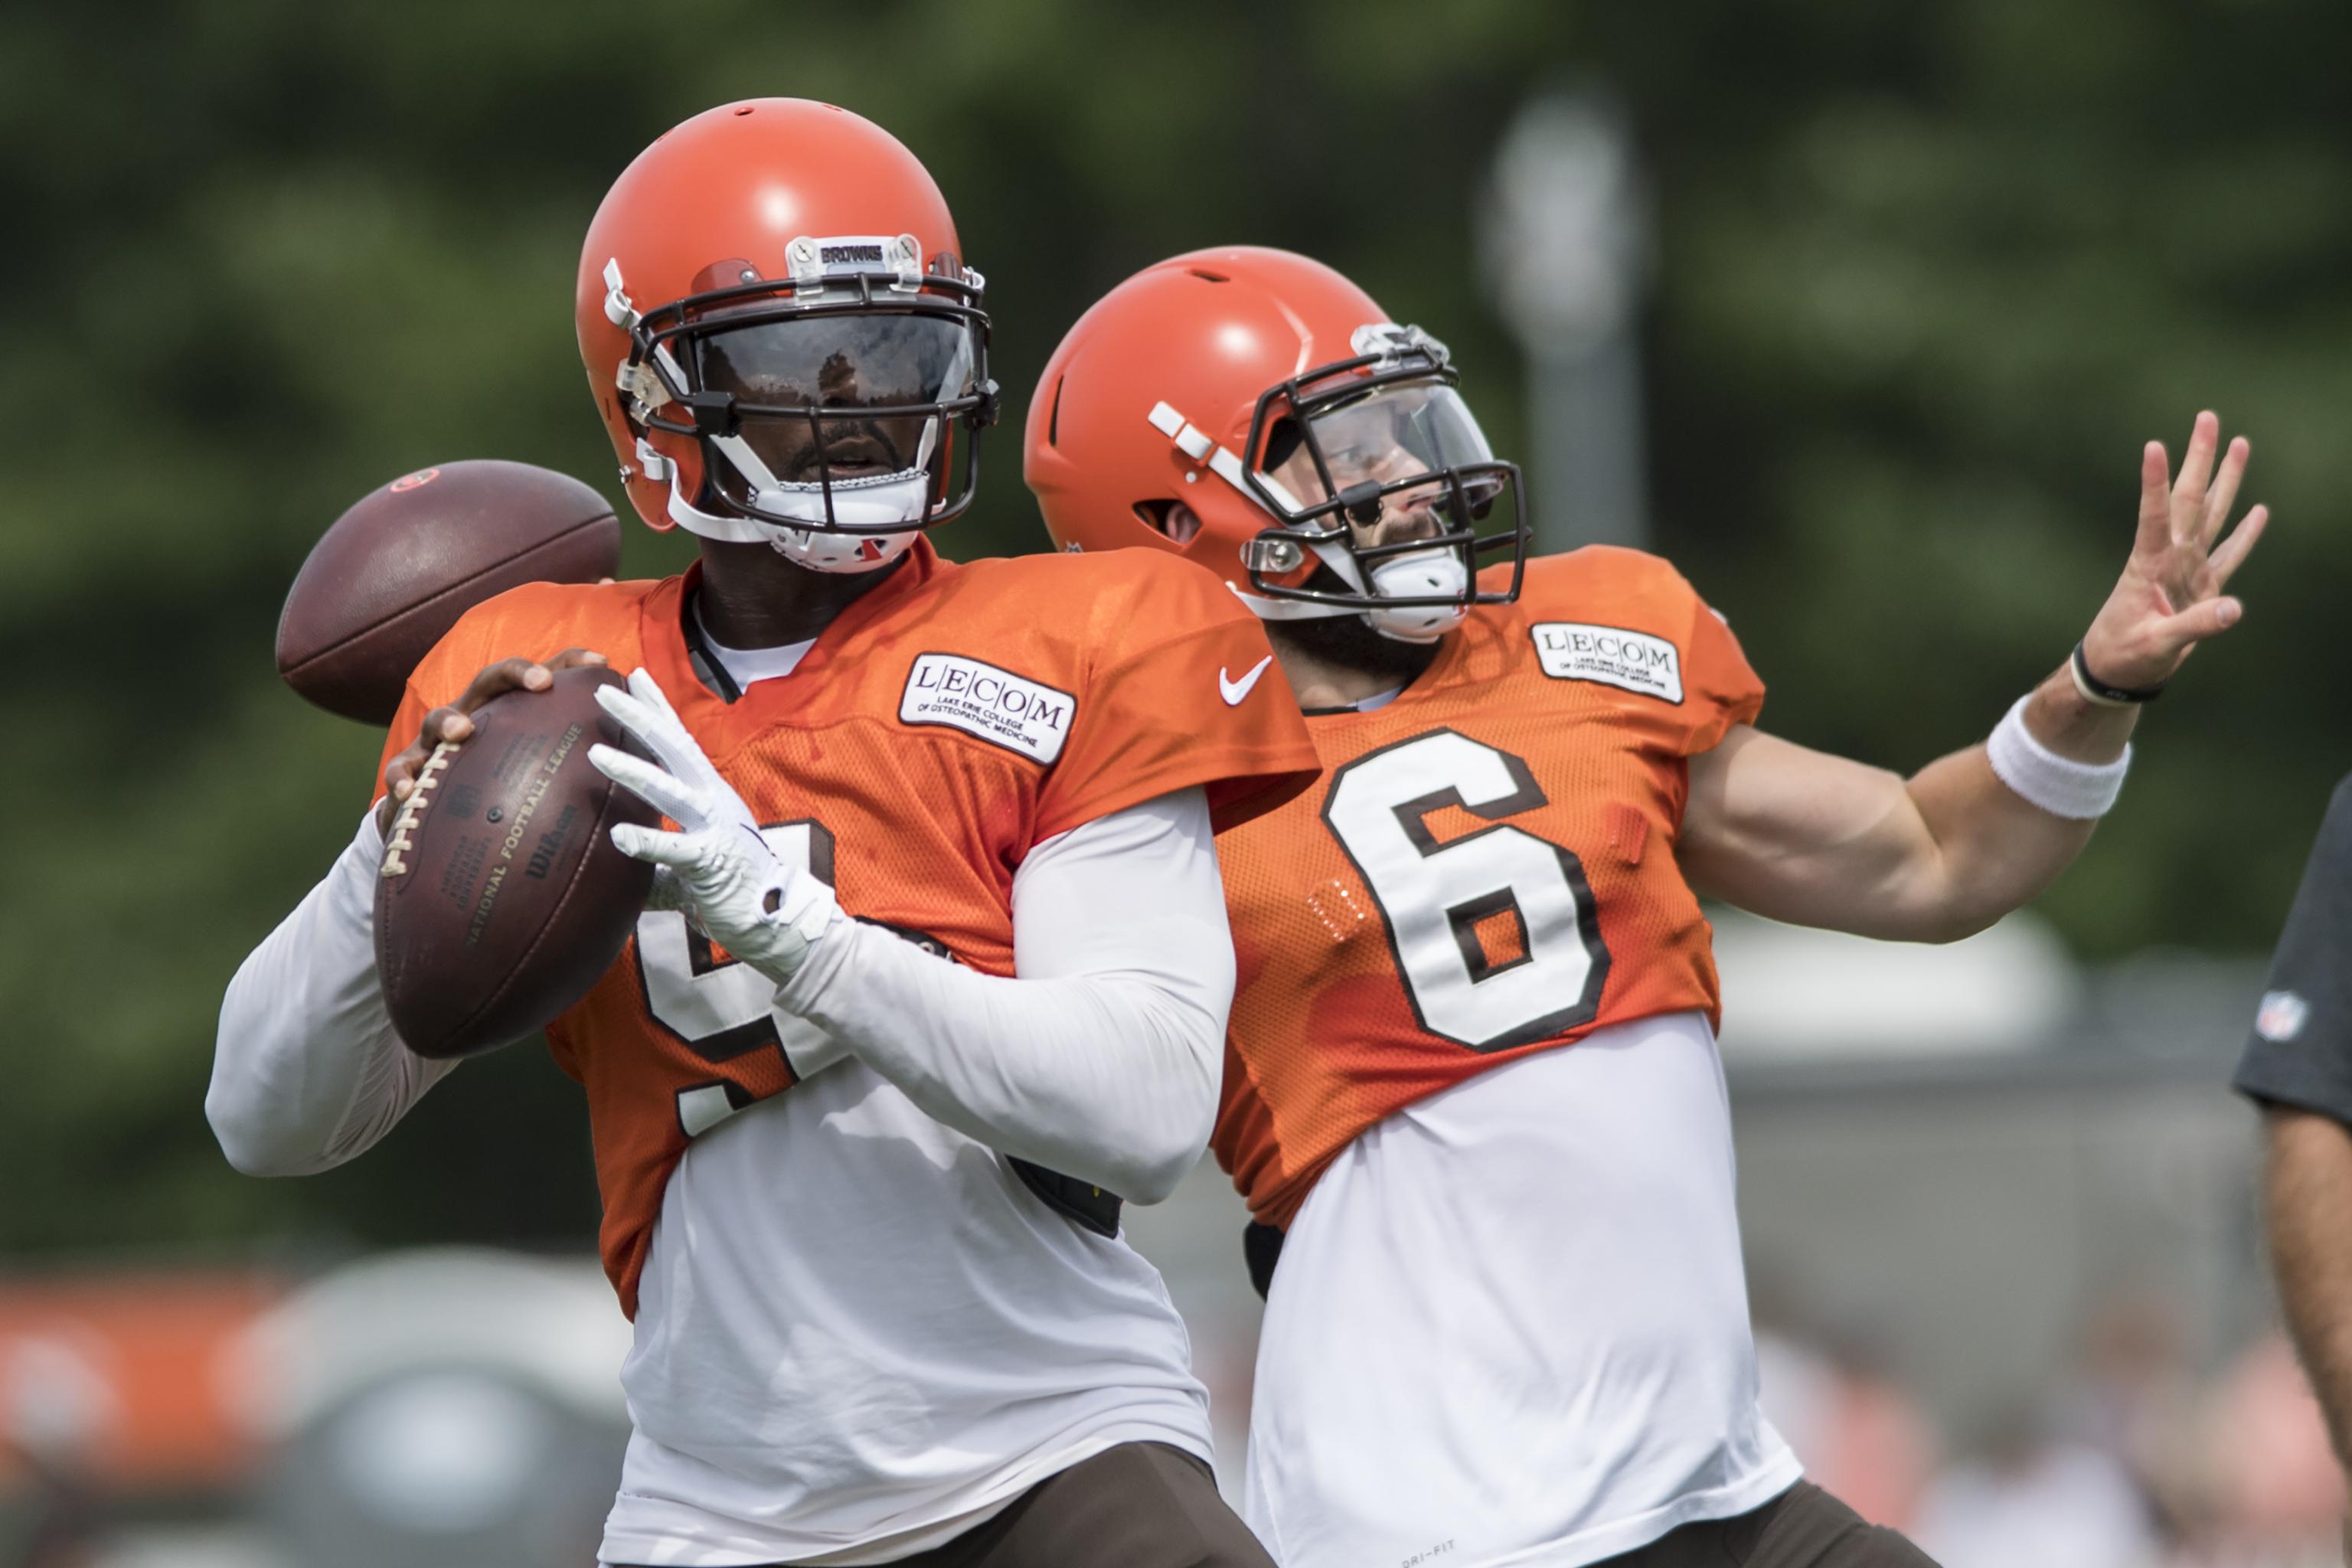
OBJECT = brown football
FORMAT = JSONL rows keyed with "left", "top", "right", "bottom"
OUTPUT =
{"left": 277, "top": 460, "right": 622, "bottom": 724}
{"left": 374, "top": 666, "right": 659, "bottom": 1059}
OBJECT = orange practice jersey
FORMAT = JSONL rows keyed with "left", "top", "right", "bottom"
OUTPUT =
{"left": 1212, "top": 547, "right": 1766, "bottom": 1228}
{"left": 377, "top": 540, "right": 1320, "bottom": 1315}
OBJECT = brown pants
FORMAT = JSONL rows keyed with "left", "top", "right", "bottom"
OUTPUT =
{"left": 1599, "top": 1481, "right": 1940, "bottom": 1568}
{"left": 615, "top": 1442, "right": 1273, "bottom": 1568}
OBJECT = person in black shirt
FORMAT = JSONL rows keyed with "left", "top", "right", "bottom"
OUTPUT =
{"left": 2234, "top": 773, "right": 2352, "bottom": 1550}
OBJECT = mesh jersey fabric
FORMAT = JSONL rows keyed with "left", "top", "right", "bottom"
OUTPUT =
{"left": 374, "top": 538, "right": 1321, "bottom": 1315}
{"left": 1212, "top": 545, "right": 1765, "bottom": 1227}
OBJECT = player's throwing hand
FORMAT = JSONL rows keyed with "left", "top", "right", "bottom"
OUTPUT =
{"left": 2078, "top": 410, "right": 2269, "bottom": 694}
{"left": 374, "top": 648, "right": 608, "bottom": 834}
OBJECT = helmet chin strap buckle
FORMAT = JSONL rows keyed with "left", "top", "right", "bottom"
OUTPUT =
{"left": 633, "top": 438, "right": 675, "bottom": 485}
{"left": 1243, "top": 536, "right": 1305, "bottom": 574}
{"left": 602, "top": 259, "right": 640, "bottom": 328}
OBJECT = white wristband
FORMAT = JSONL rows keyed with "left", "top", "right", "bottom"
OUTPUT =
{"left": 1985, "top": 695, "right": 2129, "bottom": 820}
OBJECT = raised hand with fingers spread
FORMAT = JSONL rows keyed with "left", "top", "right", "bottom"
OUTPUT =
{"left": 2078, "top": 409, "right": 2269, "bottom": 697}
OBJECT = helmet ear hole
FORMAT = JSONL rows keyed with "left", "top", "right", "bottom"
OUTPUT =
{"left": 1132, "top": 500, "right": 1200, "bottom": 546}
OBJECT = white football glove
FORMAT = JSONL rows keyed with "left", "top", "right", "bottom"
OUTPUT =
{"left": 588, "top": 668, "right": 838, "bottom": 985}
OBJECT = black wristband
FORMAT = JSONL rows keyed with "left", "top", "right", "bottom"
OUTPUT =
{"left": 2071, "top": 639, "right": 2166, "bottom": 706}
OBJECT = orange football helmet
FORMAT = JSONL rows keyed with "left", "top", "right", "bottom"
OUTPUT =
{"left": 1025, "top": 247, "right": 1523, "bottom": 640}
{"left": 577, "top": 100, "right": 998, "bottom": 574}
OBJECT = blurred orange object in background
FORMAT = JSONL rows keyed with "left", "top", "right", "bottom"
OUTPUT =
{"left": 0, "top": 1272, "right": 283, "bottom": 1491}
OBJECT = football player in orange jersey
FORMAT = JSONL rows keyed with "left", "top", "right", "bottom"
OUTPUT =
{"left": 208, "top": 109, "right": 1321, "bottom": 1566}
{"left": 1029, "top": 247, "right": 2267, "bottom": 1568}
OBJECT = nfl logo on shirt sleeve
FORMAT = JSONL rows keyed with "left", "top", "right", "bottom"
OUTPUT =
{"left": 2257, "top": 989, "right": 2310, "bottom": 1043}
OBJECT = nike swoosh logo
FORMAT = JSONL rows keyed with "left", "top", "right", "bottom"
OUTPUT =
{"left": 1220, "top": 655, "right": 1273, "bottom": 706}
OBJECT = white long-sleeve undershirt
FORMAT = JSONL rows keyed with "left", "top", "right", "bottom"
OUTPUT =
{"left": 777, "top": 790, "right": 1231, "bottom": 1202}
{"left": 207, "top": 810, "right": 452, "bottom": 1176}
{"left": 207, "top": 789, "right": 1230, "bottom": 1204}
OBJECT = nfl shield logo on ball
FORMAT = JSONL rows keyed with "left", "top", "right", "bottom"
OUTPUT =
{"left": 2257, "top": 989, "right": 2310, "bottom": 1042}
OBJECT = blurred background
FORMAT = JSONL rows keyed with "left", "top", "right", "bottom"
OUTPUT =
{"left": 4, "top": 1, "right": 2349, "bottom": 1563}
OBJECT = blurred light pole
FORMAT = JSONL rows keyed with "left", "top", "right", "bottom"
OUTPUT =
{"left": 1480, "top": 88, "right": 1653, "bottom": 554}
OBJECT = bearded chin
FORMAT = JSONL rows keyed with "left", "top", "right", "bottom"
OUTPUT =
{"left": 1268, "top": 610, "right": 1442, "bottom": 685}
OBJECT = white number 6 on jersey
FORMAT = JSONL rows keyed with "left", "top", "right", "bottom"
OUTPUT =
{"left": 1323, "top": 729, "right": 1609, "bottom": 1052}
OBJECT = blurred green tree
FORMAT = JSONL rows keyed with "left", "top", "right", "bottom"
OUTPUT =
{"left": 1, "top": 0, "right": 2343, "bottom": 1256}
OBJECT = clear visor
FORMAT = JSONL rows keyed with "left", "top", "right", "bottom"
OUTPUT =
{"left": 689, "top": 312, "right": 977, "bottom": 487}
{"left": 1257, "top": 381, "right": 1501, "bottom": 525}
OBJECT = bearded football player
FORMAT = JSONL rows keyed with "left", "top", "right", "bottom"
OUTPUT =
{"left": 1027, "top": 246, "right": 2267, "bottom": 1568}
{"left": 209, "top": 109, "right": 1318, "bottom": 1566}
